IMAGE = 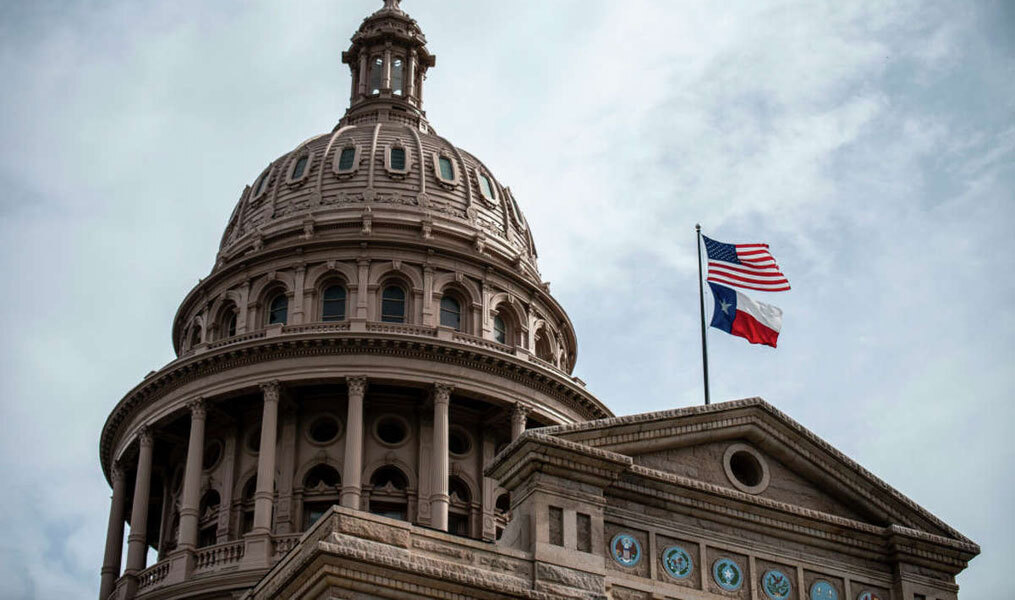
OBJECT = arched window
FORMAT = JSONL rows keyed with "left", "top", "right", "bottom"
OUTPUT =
{"left": 440, "top": 296, "right": 461, "bottom": 330}
{"left": 224, "top": 310, "right": 237, "bottom": 338}
{"left": 254, "top": 168, "right": 271, "bottom": 198}
{"left": 290, "top": 154, "right": 309, "bottom": 180}
{"left": 322, "top": 285, "right": 346, "bottom": 322}
{"left": 392, "top": 57, "right": 404, "bottom": 96}
{"left": 448, "top": 476, "right": 472, "bottom": 537}
{"left": 190, "top": 325, "right": 202, "bottom": 348}
{"left": 240, "top": 476, "right": 257, "bottom": 534}
{"left": 478, "top": 172, "right": 496, "bottom": 201}
{"left": 198, "top": 490, "right": 220, "bottom": 548}
{"left": 390, "top": 147, "right": 406, "bottom": 171}
{"left": 268, "top": 293, "right": 288, "bottom": 325}
{"left": 438, "top": 156, "right": 454, "bottom": 181}
{"left": 370, "top": 56, "right": 383, "bottom": 95}
{"left": 493, "top": 315, "right": 507, "bottom": 344}
{"left": 338, "top": 147, "right": 357, "bottom": 171}
{"left": 535, "top": 329, "right": 554, "bottom": 364}
{"left": 302, "top": 464, "right": 342, "bottom": 529}
{"left": 369, "top": 465, "right": 409, "bottom": 521}
{"left": 381, "top": 285, "right": 406, "bottom": 323}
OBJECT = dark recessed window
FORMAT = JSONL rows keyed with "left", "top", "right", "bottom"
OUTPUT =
{"left": 291, "top": 155, "right": 308, "bottom": 179}
{"left": 449, "top": 477, "right": 471, "bottom": 504}
{"left": 381, "top": 286, "right": 405, "bottom": 323}
{"left": 449, "top": 428, "right": 472, "bottom": 456}
{"left": 322, "top": 285, "right": 346, "bottom": 321}
{"left": 440, "top": 296, "right": 461, "bottom": 330}
{"left": 390, "top": 147, "right": 406, "bottom": 171}
{"left": 304, "top": 464, "right": 341, "bottom": 489}
{"left": 225, "top": 311, "right": 237, "bottom": 337}
{"left": 190, "top": 326, "right": 202, "bottom": 348}
{"left": 449, "top": 513, "right": 469, "bottom": 536}
{"left": 308, "top": 416, "right": 340, "bottom": 444}
{"left": 370, "top": 501, "right": 407, "bottom": 521}
{"left": 202, "top": 440, "right": 222, "bottom": 471}
{"left": 268, "top": 294, "right": 288, "bottom": 325}
{"left": 370, "top": 56, "right": 383, "bottom": 94}
{"left": 370, "top": 465, "right": 408, "bottom": 490}
{"left": 439, "top": 156, "right": 454, "bottom": 180}
{"left": 392, "top": 57, "right": 404, "bottom": 96}
{"left": 730, "top": 450, "right": 764, "bottom": 488}
{"left": 255, "top": 171, "right": 270, "bottom": 196}
{"left": 376, "top": 416, "right": 407, "bottom": 445}
{"left": 303, "top": 502, "right": 331, "bottom": 530}
{"left": 495, "top": 493, "right": 510, "bottom": 513}
{"left": 338, "top": 147, "right": 356, "bottom": 171}
{"left": 493, "top": 315, "right": 506, "bottom": 344}
{"left": 479, "top": 172, "right": 495, "bottom": 200}
{"left": 246, "top": 427, "right": 261, "bottom": 453}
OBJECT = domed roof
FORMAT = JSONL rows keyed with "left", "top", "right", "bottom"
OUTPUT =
{"left": 215, "top": 0, "right": 540, "bottom": 280}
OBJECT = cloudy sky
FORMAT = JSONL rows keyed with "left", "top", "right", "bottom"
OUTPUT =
{"left": 0, "top": 0, "right": 1011, "bottom": 597}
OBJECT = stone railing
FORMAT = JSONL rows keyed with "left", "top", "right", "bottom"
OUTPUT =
{"left": 136, "top": 561, "right": 170, "bottom": 592}
{"left": 282, "top": 322, "right": 351, "bottom": 335}
{"left": 193, "top": 539, "right": 245, "bottom": 572}
{"left": 272, "top": 534, "right": 302, "bottom": 560}
{"left": 365, "top": 321, "right": 438, "bottom": 337}
{"left": 451, "top": 331, "right": 516, "bottom": 354}
{"left": 206, "top": 330, "right": 267, "bottom": 350}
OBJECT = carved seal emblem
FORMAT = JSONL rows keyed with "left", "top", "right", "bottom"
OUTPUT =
{"left": 661, "top": 545, "right": 693, "bottom": 580}
{"left": 609, "top": 533, "right": 641, "bottom": 568}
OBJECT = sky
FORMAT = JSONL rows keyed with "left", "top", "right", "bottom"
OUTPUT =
{"left": 0, "top": 0, "right": 1012, "bottom": 597}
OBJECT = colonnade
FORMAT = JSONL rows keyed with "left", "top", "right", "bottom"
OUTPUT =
{"left": 98, "top": 380, "right": 531, "bottom": 600}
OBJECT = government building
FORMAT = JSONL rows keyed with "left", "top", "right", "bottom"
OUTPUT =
{"left": 96, "top": 2, "right": 978, "bottom": 599}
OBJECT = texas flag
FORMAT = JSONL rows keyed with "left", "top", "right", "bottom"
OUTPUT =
{"left": 708, "top": 282, "right": 783, "bottom": 348}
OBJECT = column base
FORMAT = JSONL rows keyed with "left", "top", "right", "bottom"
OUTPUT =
{"left": 165, "top": 548, "right": 195, "bottom": 584}
{"left": 242, "top": 532, "right": 274, "bottom": 570}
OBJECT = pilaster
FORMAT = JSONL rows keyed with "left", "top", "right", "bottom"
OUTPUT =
{"left": 430, "top": 383, "right": 452, "bottom": 531}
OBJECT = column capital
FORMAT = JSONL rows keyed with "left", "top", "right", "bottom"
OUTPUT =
{"left": 260, "top": 380, "right": 280, "bottom": 403}
{"left": 433, "top": 383, "right": 453, "bottom": 405}
{"left": 346, "top": 376, "right": 368, "bottom": 396}
{"left": 110, "top": 462, "right": 126, "bottom": 484}
{"left": 511, "top": 402, "right": 530, "bottom": 421}
{"left": 187, "top": 397, "right": 207, "bottom": 419}
{"left": 138, "top": 425, "right": 154, "bottom": 448}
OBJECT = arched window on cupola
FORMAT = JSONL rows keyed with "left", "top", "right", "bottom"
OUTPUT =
{"left": 321, "top": 285, "right": 347, "bottom": 322}
{"left": 439, "top": 296, "right": 462, "bottom": 331}
{"left": 391, "top": 56, "right": 404, "bottom": 96}
{"left": 369, "top": 55, "right": 384, "bottom": 95}
{"left": 197, "top": 490, "right": 220, "bottom": 548}
{"left": 301, "top": 464, "right": 341, "bottom": 530}
{"left": 368, "top": 465, "right": 409, "bottom": 521}
{"left": 268, "top": 293, "right": 288, "bottom": 326}
{"left": 381, "top": 285, "right": 406, "bottom": 323}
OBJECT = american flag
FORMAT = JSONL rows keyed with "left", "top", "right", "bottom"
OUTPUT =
{"left": 703, "top": 235, "right": 790, "bottom": 292}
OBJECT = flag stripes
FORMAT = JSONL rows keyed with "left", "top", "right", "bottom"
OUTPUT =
{"left": 703, "top": 236, "right": 790, "bottom": 292}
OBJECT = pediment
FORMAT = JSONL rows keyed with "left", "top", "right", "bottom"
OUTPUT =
{"left": 542, "top": 398, "right": 969, "bottom": 543}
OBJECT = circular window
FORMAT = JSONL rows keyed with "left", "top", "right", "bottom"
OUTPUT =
{"left": 712, "top": 557, "right": 744, "bottom": 591}
{"left": 245, "top": 427, "right": 261, "bottom": 454}
{"left": 762, "top": 569, "right": 793, "bottom": 600}
{"left": 374, "top": 415, "right": 409, "bottom": 447}
{"left": 306, "top": 414, "right": 341, "bottom": 445}
{"left": 722, "top": 443, "right": 770, "bottom": 494}
{"left": 609, "top": 533, "right": 642, "bottom": 567}
{"left": 449, "top": 427, "right": 472, "bottom": 456}
{"left": 203, "top": 439, "right": 223, "bottom": 471}
{"left": 661, "top": 545, "right": 693, "bottom": 580}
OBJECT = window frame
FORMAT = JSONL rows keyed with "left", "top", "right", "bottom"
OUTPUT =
{"left": 267, "top": 292, "right": 289, "bottom": 326}
{"left": 439, "top": 295, "right": 462, "bottom": 331}
{"left": 320, "top": 283, "right": 348, "bottom": 322}
{"left": 384, "top": 142, "right": 412, "bottom": 177}
{"left": 474, "top": 167, "right": 499, "bottom": 204}
{"left": 286, "top": 150, "right": 313, "bottom": 185}
{"left": 432, "top": 151, "right": 459, "bottom": 187}
{"left": 333, "top": 144, "right": 361, "bottom": 177}
{"left": 250, "top": 164, "right": 275, "bottom": 202}
{"left": 380, "top": 284, "right": 408, "bottom": 323}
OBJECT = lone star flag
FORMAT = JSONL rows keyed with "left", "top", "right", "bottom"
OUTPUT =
{"left": 703, "top": 235, "right": 790, "bottom": 292}
{"left": 708, "top": 282, "right": 782, "bottom": 347}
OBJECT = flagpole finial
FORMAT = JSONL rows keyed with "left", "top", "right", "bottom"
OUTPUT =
{"left": 695, "top": 223, "right": 701, "bottom": 231}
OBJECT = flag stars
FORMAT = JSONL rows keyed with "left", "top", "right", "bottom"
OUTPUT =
{"left": 719, "top": 299, "right": 732, "bottom": 315}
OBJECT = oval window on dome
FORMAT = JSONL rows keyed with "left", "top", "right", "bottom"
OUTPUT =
{"left": 289, "top": 154, "right": 309, "bottom": 181}
{"left": 435, "top": 154, "right": 456, "bottom": 184}
{"left": 478, "top": 171, "right": 496, "bottom": 201}
{"left": 337, "top": 147, "right": 357, "bottom": 173}
{"left": 253, "top": 167, "right": 272, "bottom": 199}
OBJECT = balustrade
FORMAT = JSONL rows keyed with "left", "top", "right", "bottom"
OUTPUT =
{"left": 194, "top": 540, "right": 246, "bottom": 572}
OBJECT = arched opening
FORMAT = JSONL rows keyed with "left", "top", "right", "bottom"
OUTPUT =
{"left": 391, "top": 57, "right": 404, "bottom": 96}
{"left": 302, "top": 464, "right": 342, "bottom": 530}
{"left": 368, "top": 465, "right": 409, "bottom": 521}
{"left": 268, "top": 292, "right": 288, "bottom": 325}
{"left": 448, "top": 476, "right": 473, "bottom": 537}
{"left": 290, "top": 154, "right": 309, "bottom": 180}
{"left": 198, "top": 490, "right": 220, "bottom": 548}
{"left": 321, "top": 284, "right": 347, "bottom": 322}
{"left": 221, "top": 307, "right": 238, "bottom": 339}
{"left": 494, "top": 492, "right": 511, "bottom": 540}
{"left": 190, "top": 325, "right": 202, "bottom": 349}
{"left": 439, "top": 295, "right": 462, "bottom": 330}
{"left": 369, "top": 56, "right": 383, "bottom": 95}
{"left": 493, "top": 314, "right": 507, "bottom": 344}
{"left": 240, "top": 475, "right": 257, "bottom": 535}
{"left": 534, "top": 328, "right": 554, "bottom": 364}
{"left": 381, "top": 285, "right": 406, "bottom": 323}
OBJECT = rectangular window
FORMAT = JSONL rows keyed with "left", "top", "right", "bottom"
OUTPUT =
{"left": 391, "top": 147, "right": 406, "bottom": 171}
{"left": 439, "top": 156, "right": 454, "bottom": 180}
{"left": 338, "top": 147, "right": 356, "bottom": 171}
{"left": 292, "top": 155, "right": 308, "bottom": 179}
{"left": 479, "top": 173, "right": 495, "bottom": 199}
{"left": 576, "top": 513, "right": 592, "bottom": 552}
{"left": 549, "top": 506, "right": 563, "bottom": 546}
{"left": 392, "top": 57, "right": 404, "bottom": 96}
{"left": 449, "top": 513, "right": 469, "bottom": 537}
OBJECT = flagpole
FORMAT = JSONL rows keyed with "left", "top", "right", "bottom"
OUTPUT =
{"left": 695, "top": 224, "right": 711, "bottom": 405}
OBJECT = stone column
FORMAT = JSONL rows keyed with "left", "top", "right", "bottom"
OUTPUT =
{"left": 98, "top": 464, "right": 128, "bottom": 600}
{"left": 480, "top": 431, "right": 497, "bottom": 541}
{"left": 407, "top": 50, "right": 417, "bottom": 100}
{"left": 124, "top": 428, "right": 154, "bottom": 581}
{"left": 355, "top": 259, "right": 369, "bottom": 320}
{"left": 177, "top": 399, "right": 207, "bottom": 550}
{"left": 341, "top": 376, "right": 367, "bottom": 509}
{"left": 511, "top": 403, "right": 529, "bottom": 441}
{"left": 383, "top": 46, "right": 392, "bottom": 91}
{"left": 430, "top": 383, "right": 452, "bottom": 531}
{"left": 252, "top": 381, "right": 280, "bottom": 534}
{"left": 358, "top": 52, "right": 367, "bottom": 98}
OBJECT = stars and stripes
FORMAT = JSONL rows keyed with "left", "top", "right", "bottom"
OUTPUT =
{"left": 703, "top": 235, "right": 790, "bottom": 292}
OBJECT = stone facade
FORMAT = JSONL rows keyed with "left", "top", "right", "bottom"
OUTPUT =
{"left": 97, "top": 2, "right": 977, "bottom": 600}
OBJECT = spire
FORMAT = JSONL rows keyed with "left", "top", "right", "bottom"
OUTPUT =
{"left": 339, "top": 0, "right": 436, "bottom": 129}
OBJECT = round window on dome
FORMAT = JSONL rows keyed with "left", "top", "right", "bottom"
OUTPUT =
{"left": 245, "top": 427, "right": 261, "bottom": 454}
{"left": 449, "top": 426, "right": 473, "bottom": 456}
{"left": 722, "top": 443, "right": 770, "bottom": 494}
{"left": 375, "top": 415, "right": 410, "bottom": 447}
{"left": 306, "top": 415, "right": 341, "bottom": 445}
{"left": 203, "top": 439, "right": 223, "bottom": 471}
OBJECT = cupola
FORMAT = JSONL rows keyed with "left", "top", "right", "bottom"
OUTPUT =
{"left": 340, "top": 0, "right": 436, "bottom": 128}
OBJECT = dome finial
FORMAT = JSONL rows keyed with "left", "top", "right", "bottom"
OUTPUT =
{"left": 382, "top": 0, "right": 401, "bottom": 10}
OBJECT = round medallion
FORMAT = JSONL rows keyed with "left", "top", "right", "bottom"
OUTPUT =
{"left": 856, "top": 592, "right": 881, "bottom": 600}
{"left": 810, "top": 580, "right": 838, "bottom": 600}
{"left": 712, "top": 558, "right": 743, "bottom": 591}
{"left": 761, "top": 569, "right": 793, "bottom": 600}
{"left": 610, "top": 533, "right": 642, "bottom": 567}
{"left": 660, "top": 545, "right": 693, "bottom": 580}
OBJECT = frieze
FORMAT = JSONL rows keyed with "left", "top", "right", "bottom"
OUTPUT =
{"left": 411, "top": 537, "right": 474, "bottom": 561}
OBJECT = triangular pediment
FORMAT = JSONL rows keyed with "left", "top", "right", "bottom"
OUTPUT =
{"left": 540, "top": 397, "right": 969, "bottom": 543}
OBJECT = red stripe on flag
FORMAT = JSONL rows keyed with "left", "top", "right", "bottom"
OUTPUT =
{"left": 730, "top": 309, "right": 780, "bottom": 347}
{"left": 707, "top": 276, "right": 791, "bottom": 292}
{"left": 707, "top": 268, "right": 789, "bottom": 286}
{"left": 708, "top": 261, "right": 782, "bottom": 276}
